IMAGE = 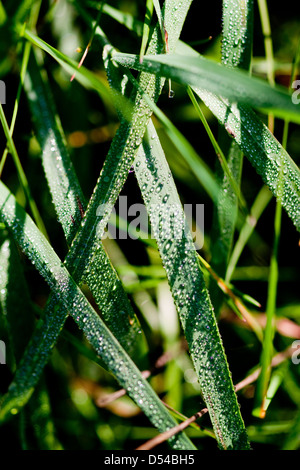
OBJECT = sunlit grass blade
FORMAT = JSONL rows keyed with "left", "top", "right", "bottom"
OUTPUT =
{"left": 0, "top": 180, "right": 195, "bottom": 450}
{"left": 101, "top": 3, "right": 249, "bottom": 448}
{"left": 116, "top": 67, "right": 220, "bottom": 202}
{"left": 25, "top": 51, "right": 144, "bottom": 350}
{"left": 112, "top": 50, "right": 300, "bottom": 124}
{"left": 57, "top": 0, "right": 194, "bottom": 322}
{"left": 132, "top": 118, "right": 250, "bottom": 449}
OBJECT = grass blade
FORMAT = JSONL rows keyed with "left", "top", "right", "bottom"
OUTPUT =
{"left": 133, "top": 119, "right": 251, "bottom": 449}
{"left": 112, "top": 50, "right": 300, "bottom": 124}
{"left": 209, "top": 0, "right": 253, "bottom": 314}
{"left": 0, "top": 180, "right": 195, "bottom": 449}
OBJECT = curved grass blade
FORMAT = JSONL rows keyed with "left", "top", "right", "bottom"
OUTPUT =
{"left": 0, "top": 181, "right": 195, "bottom": 450}
{"left": 133, "top": 119, "right": 250, "bottom": 449}
{"left": 112, "top": 51, "right": 300, "bottom": 124}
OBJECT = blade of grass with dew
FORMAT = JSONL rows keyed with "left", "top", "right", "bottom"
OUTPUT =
{"left": 133, "top": 118, "right": 251, "bottom": 449}
{"left": 115, "top": 66, "right": 220, "bottom": 202}
{"left": 0, "top": 181, "right": 196, "bottom": 451}
{"left": 209, "top": 0, "right": 253, "bottom": 315}
{"left": 112, "top": 50, "right": 300, "bottom": 124}
{"left": 174, "top": 43, "right": 300, "bottom": 232}
{"left": 2, "top": 0, "right": 194, "bottom": 420}
{"left": 2, "top": 48, "right": 147, "bottom": 418}
{"left": 113, "top": 50, "right": 300, "bottom": 229}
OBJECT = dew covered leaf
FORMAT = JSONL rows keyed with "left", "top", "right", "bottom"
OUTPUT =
{"left": 0, "top": 180, "right": 195, "bottom": 450}
{"left": 112, "top": 50, "right": 300, "bottom": 124}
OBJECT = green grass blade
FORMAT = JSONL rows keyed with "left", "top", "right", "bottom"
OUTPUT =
{"left": 0, "top": 180, "right": 195, "bottom": 450}
{"left": 0, "top": 236, "right": 62, "bottom": 449}
{"left": 209, "top": 0, "right": 253, "bottom": 314}
{"left": 25, "top": 52, "right": 86, "bottom": 245}
{"left": 114, "top": 46, "right": 300, "bottom": 231}
{"left": 117, "top": 67, "right": 220, "bottom": 202}
{"left": 133, "top": 118, "right": 250, "bottom": 449}
{"left": 20, "top": 27, "right": 113, "bottom": 106}
{"left": 113, "top": 51, "right": 300, "bottom": 124}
